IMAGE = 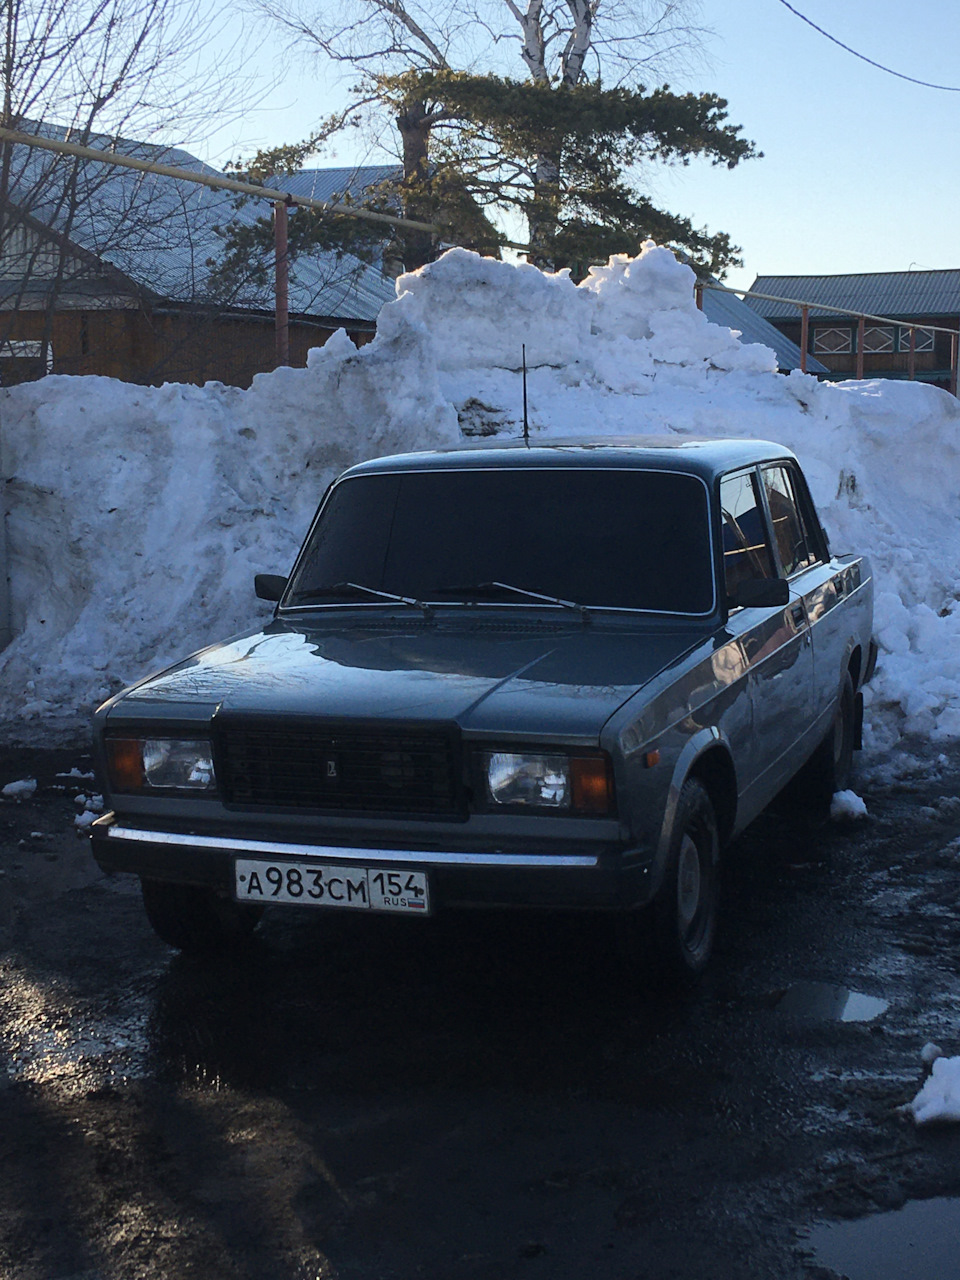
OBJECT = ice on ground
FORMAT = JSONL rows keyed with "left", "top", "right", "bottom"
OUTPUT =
{"left": 0, "top": 239, "right": 959, "bottom": 745}
{"left": 830, "top": 790, "right": 869, "bottom": 822}
{"left": 2, "top": 778, "right": 37, "bottom": 798}
{"left": 906, "top": 1055, "right": 960, "bottom": 1124}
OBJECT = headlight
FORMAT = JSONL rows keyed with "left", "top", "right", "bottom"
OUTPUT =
{"left": 483, "top": 751, "right": 613, "bottom": 814}
{"left": 106, "top": 737, "right": 216, "bottom": 793}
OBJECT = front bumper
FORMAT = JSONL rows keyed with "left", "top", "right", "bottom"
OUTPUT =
{"left": 90, "top": 814, "right": 653, "bottom": 911}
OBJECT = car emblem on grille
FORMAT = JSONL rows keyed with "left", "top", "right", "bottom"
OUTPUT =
{"left": 325, "top": 757, "right": 339, "bottom": 782}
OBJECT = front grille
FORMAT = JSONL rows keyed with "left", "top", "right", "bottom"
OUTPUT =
{"left": 216, "top": 722, "right": 462, "bottom": 817}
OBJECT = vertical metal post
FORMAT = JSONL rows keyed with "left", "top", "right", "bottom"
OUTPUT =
{"left": 274, "top": 199, "right": 290, "bottom": 368}
{"left": 800, "top": 305, "right": 809, "bottom": 373}
{"left": 951, "top": 331, "right": 959, "bottom": 397}
{"left": 695, "top": 283, "right": 703, "bottom": 310}
{"left": 908, "top": 327, "right": 916, "bottom": 381}
{"left": 0, "top": 396, "right": 12, "bottom": 650}
{"left": 856, "top": 316, "right": 865, "bottom": 380}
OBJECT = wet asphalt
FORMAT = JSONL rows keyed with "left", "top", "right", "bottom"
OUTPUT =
{"left": 1, "top": 742, "right": 959, "bottom": 1280}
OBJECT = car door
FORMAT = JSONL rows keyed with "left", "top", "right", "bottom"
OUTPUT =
{"left": 758, "top": 461, "right": 852, "bottom": 735}
{"left": 719, "top": 467, "right": 815, "bottom": 813}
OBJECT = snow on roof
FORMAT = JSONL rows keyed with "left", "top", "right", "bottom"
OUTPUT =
{"left": 747, "top": 270, "right": 960, "bottom": 321}
{"left": 4, "top": 123, "right": 396, "bottom": 322}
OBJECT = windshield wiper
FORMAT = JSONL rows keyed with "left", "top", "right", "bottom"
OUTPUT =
{"left": 292, "top": 581, "right": 434, "bottom": 617}
{"left": 434, "top": 581, "right": 592, "bottom": 621}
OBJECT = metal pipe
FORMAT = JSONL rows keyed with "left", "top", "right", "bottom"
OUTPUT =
{"left": 274, "top": 200, "right": 289, "bottom": 367}
{"left": 800, "top": 305, "right": 809, "bottom": 373}
{"left": 0, "top": 124, "right": 439, "bottom": 233}
{"left": 856, "top": 316, "right": 865, "bottom": 380}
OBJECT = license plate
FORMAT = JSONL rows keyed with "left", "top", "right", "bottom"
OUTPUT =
{"left": 234, "top": 859, "right": 430, "bottom": 915}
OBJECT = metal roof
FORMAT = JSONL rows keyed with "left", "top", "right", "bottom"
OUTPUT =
{"left": 3, "top": 123, "right": 397, "bottom": 322}
{"left": 273, "top": 165, "right": 401, "bottom": 204}
{"left": 700, "top": 284, "right": 827, "bottom": 373}
{"left": 746, "top": 271, "right": 960, "bottom": 321}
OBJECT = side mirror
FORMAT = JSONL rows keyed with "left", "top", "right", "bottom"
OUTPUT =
{"left": 729, "top": 578, "right": 789, "bottom": 609}
{"left": 255, "top": 573, "right": 288, "bottom": 602}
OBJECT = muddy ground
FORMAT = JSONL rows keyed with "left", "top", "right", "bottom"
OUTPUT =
{"left": 1, "top": 743, "right": 959, "bottom": 1280}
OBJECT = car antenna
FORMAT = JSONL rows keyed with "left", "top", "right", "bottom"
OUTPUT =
{"left": 522, "top": 343, "right": 530, "bottom": 447}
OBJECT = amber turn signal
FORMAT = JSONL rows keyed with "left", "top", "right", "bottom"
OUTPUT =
{"left": 570, "top": 756, "right": 613, "bottom": 814}
{"left": 105, "top": 738, "right": 144, "bottom": 791}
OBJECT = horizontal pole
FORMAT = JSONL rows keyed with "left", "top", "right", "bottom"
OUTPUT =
{"left": 702, "top": 280, "right": 960, "bottom": 339}
{"left": 0, "top": 125, "right": 439, "bottom": 233}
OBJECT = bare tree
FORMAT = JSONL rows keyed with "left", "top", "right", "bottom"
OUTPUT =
{"left": 0, "top": 0, "right": 257, "bottom": 379}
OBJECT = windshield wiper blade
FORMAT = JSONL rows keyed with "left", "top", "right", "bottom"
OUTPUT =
{"left": 434, "top": 581, "right": 591, "bottom": 620}
{"left": 293, "top": 581, "right": 433, "bottom": 617}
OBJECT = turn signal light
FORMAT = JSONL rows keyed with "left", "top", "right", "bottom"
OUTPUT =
{"left": 106, "top": 738, "right": 144, "bottom": 791}
{"left": 571, "top": 756, "right": 613, "bottom": 814}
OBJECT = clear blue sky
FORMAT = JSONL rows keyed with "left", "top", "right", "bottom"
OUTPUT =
{"left": 200, "top": 0, "right": 960, "bottom": 291}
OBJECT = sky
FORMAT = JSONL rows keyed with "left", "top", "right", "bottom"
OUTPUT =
{"left": 196, "top": 0, "right": 960, "bottom": 292}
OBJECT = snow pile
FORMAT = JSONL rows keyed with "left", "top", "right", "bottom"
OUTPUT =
{"left": 906, "top": 1054, "right": 960, "bottom": 1125}
{"left": 1, "top": 778, "right": 36, "bottom": 799}
{"left": 0, "top": 240, "right": 959, "bottom": 746}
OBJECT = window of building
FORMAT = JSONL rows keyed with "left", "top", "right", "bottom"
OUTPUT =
{"left": 813, "top": 327, "right": 852, "bottom": 354}
{"left": 861, "top": 326, "right": 895, "bottom": 354}
{"left": 898, "top": 327, "right": 935, "bottom": 353}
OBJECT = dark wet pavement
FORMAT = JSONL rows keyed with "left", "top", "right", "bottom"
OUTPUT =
{"left": 1, "top": 744, "right": 960, "bottom": 1278}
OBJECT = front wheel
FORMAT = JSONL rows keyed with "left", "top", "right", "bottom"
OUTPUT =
{"left": 140, "top": 879, "right": 263, "bottom": 953}
{"left": 617, "top": 778, "right": 720, "bottom": 984}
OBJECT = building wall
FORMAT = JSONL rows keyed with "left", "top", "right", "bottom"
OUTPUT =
{"left": 0, "top": 306, "right": 374, "bottom": 387}
{"left": 771, "top": 315, "right": 957, "bottom": 388}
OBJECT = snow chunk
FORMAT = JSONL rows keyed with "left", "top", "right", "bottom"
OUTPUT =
{"left": 907, "top": 1055, "right": 960, "bottom": 1124}
{"left": 921, "top": 1042, "right": 944, "bottom": 1065}
{"left": 830, "top": 790, "right": 868, "bottom": 822}
{"left": 2, "top": 778, "right": 36, "bottom": 799}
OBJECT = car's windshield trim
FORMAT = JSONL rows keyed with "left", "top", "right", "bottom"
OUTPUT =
{"left": 280, "top": 465, "right": 718, "bottom": 618}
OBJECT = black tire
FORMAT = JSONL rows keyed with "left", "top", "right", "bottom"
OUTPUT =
{"left": 140, "top": 878, "right": 263, "bottom": 953}
{"left": 796, "top": 670, "right": 855, "bottom": 812}
{"left": 617, "top": 778, "right": 720, "bottom": 984}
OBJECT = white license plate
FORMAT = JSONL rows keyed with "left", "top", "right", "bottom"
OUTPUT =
{"left": 234, "top": 858, "right": 430, "bottom": 915}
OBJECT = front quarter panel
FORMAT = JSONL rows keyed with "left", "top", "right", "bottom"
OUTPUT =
{"left": 603, "top": 628, "right": 750, "bottom": 890}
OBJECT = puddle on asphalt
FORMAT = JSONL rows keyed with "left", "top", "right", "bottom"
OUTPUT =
{"left": 776, "top": 981, "right": 888, "bottom": 1022}
{"left": 806, "top": 1198, "right": 960, "bottom": 1280}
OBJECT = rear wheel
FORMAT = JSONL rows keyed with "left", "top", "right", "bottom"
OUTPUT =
{"left": 140, "top": 879, "right": 263, "bottom": 953}
{"left": 617, "top": 778, "right": 720, "bottom": 985}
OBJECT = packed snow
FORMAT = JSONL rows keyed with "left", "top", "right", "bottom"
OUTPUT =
{"left": 830, "top": 790, "right": 869, "bottom": 823}
{"left": 0, "top": 240, "right": 959, "bottom": 751}
{"left": 907, "top": 1053, "right": 960, "bottom": 1125}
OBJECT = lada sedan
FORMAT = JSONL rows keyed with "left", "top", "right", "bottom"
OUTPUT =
{"left": 90, "top": 437, "right": 875, "bottom": 980}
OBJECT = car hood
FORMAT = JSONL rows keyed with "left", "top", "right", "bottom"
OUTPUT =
{"left": 116, "top": 615, "right": 708, "bottom": 741}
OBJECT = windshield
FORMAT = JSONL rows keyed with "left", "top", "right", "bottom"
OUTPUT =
{"left": 285, "top": 467, "right": 715, "bottom": 615}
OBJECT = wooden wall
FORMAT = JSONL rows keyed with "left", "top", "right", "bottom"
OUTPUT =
{"left": 0, "top": 307, "right": 375, "bottom": 388}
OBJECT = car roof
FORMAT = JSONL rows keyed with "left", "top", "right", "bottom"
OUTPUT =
{"left": 343, "top": 435, "right": 797, "bottom": 483}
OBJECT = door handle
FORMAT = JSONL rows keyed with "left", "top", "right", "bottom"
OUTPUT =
{"left": 791, "top": 605, "right": 805, "bottom": 626}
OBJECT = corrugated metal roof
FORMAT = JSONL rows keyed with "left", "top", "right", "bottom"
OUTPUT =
{"left": 701, "top": 284, "right": 827, "bottom": 373}
{"left": 746, "top": 271, "right": 960, "bottom": 321}
{"left": 4, "top": 124, "right": 397, "bottom": 322}
{"left": 274, "top": 165, "right": 401, "bottom": 203}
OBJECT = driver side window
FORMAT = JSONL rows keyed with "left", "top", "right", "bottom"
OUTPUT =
{"left": 720, "top": 471, "right": 775, "bottom": 599}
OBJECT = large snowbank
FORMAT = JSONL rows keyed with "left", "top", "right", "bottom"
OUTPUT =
{"left": 1, "top": 241, "right": 959, "bottom": 747}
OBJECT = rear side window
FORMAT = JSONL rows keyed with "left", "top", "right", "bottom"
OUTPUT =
{"left": 762, "top": 465, "right": 819, "bottom": 576}
{"left": 719, "top": 470, "right": 775, "bottom": 597}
